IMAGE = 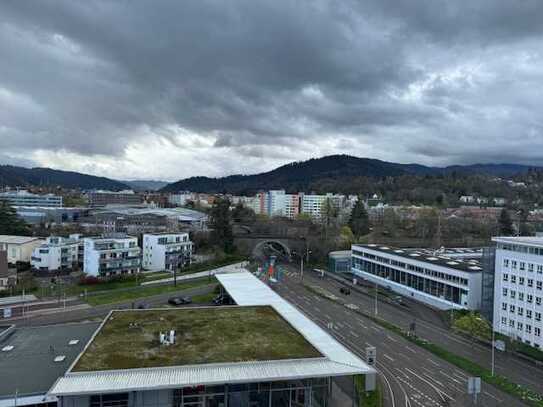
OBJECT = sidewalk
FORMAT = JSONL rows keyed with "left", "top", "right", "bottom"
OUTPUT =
{"left": 140, "top": 261, "right": 249, "bottom": 286}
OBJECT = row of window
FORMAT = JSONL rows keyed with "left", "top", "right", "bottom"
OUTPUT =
{"left": 503, "top": 259, "right": 543, "bottom": 273}
{"left": 502, "top": 274, "right": 543, "bottom": 289}
{"left": 353, "top": 250, "right": 469, "bottom": 286}
{"left": 500, "top": 317, "right": 542, "bottom": 337}
{"left": 502, "top": 288, "right": 543, "bottom": 303}
{"left": 498, "top": 243, "right": 543, "bottom": 256}
{"left": 500, "top": 302, "right": 542, "bottom": 320}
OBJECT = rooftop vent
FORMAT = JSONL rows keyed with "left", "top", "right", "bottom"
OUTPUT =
{"left": 394, "top": 250, "right": 404, "bottom": 253}
{"left": 68, "top": 339, "right": 79, "bottom": 346}
{"left": 409, "top": 253, "right": 420, "bottom": 257}
{"left": 379, "top": 246, "right": 390, "bottom": 250}
{"left": 367, "top": 244, "right": 377, "bottom": 247}
{"left": 1, "top": 345, "right": 14, "bottom": 352}
{"left": 426, "top": 257, "right": 438, "bottom": 261}
{"left": 159, "top": 330, "right": 176, "bottom": 346}
{"left": 447, "top": 261, "right": 459, "bottom": 265}
{"left": 469, "top": 266, "right": 483, "bottom": 271}
{"left": 54, "top": 355, "right": 66, "bottom": 363}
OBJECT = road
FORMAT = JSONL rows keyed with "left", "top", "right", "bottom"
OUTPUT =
{"left": 275, "top": 266, "right": 528, "bottom": 407}
{"left": 13, "top": 283, "right": 217, "bottom": 327}
{"left": 299, "top": 268, "right": 543, "bottom": 396}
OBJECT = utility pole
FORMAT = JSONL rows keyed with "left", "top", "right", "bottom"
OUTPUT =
{"left": 300, "top": 256, "right": 304, "bottom": 281}
{"left": 374, "top": 281, "right": 378, "bottom": 316}
{"left": 491, "top": 329, "right": 495, "bottom": 376}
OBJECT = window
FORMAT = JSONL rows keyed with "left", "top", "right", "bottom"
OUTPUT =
{"left": 90, "top": 393, "right": 129, "bottom": 407}
{"left": 520, "top": 277, "right": 525, "bottom": 286}
{"left": 512, "top": 261, "right": 518, "bottom": 270}
{"left": 510, "top": 304, "right": 515, "bottom": 313}
{"left": 528, "top": 294, "right": 533, "bottom": 303}
{"left": 501, "top": 317, "right": 507, "bottom": 325}
{"left": 537, "top": 297, "right": 542, "bottom": 306}
{"left": 538, "top": 265, "right": 543, "bottom": 274}
{"left": 520, "top": 262, "right": 526, "bottom": 271}
{"left": 518, "top": 322, "right": 523, "bottom": 331}
{"left": 536, "top": 327, "right": 541, "bottom": 337}
{"left": 502, "top": 302, "right": 508, "bottom": 311}
{"left": 536, "top": 312, "right": 541, "bottom": 322}
{"left": 504, "top": 259, "right": 509, "bottom": 267}
{"left": 510, "top": 290, "right": 516, "bottom": 299}
{"left": 528, "top": 279, "right": 534, "bottom": 288}
{"left": 529, "top": 263, "right": 535, "bottom": 272}
{"left": 519, "top": 292, "right": 525, "bottom": 301}
{"left": 503, "top": 273, "right": 509, "bottom": 282}
{"left": 509, "top": 319, "right": 515, "bottom": 327}
{"left": 503, "top": 288, "right": 508, "bottom": 297}
{"left": 511, "top": 275, "right": 517, "bottom": 284}
{"left": 526, "top": 325, "right": 532, "bottom": 334}
{"left": 538, "top": 281, "right": 543, "bottom": 291}
{"left": 518, "top": 307, "right": 524, "bottom": 316}
{"left": 527, "top": 310, "right": 532, "bottom": 319}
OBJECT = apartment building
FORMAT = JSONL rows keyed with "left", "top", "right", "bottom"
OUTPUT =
{"left": 167, "top": 192, "right": 192, "bottom": 207}
{"left": 0, "top": 190, "right": 63, "bottom": 208}
{"left": 142, "top": 232, "right": 193, "bottom": 272}
{"left": 352, "top": 244, "right": 484, "bottom": 310}
{"left": 83, "top": 234, "right": 141, "bottom": 277}
{"left": 0, "top": 235, "right": 44, "bottom": 264}
{"left": 493, "top": 236, "right": 543, "bottom": 349}
{"left": 31, "top": 235, "right": 83, "bottom": 272}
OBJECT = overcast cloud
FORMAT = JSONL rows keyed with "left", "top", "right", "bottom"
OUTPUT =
{"left": 1, "top": 1, "right": 543, "bottom": 181}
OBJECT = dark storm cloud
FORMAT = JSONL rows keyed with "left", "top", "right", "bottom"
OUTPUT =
{"left": 0, "top": 0, "right": 542, "bottom": 179}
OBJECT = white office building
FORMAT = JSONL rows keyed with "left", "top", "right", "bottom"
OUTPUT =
{"left": 0, "top": 235, "right": 44, "bottom": 264}
{"left": 142, "top": 232, "right": 193, "bottom": 272}
{"left": 31, "top": 235, "right": 83, "bottom": 272}
{"left": 493, "top": 237, "right": 543, "bottom": 349}
{"left": 83, "top": 234, "right": 141, "bottom": 277}
{"left": 352, "top": 244, "right": 484, "bottom": 310}
{"left": 0, "top": 190, "right": 63, "bottom": 207}
{"left": 168, "top": 193, "right": 192, "bottom": 207}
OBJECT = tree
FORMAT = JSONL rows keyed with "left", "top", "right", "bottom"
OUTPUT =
{"left": 0, "top": 201, "right": 31, "bottom": 235}
{"left": 231, "top": 202, "right": 256, "bottom": 224}
{"left": 348, "top": 197, "right": 370, "bottom": 237}
{"left": 209, "top": 198, "right": 234, "bottom": 253}
{"left": 498, "top": 208, "right": 514, "bottom": 236}
{"left": 339, "top": 226, "right": 355, "bottom": 248}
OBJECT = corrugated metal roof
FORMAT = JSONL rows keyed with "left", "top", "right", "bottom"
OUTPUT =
{"left": 49, "top": 271, "right": 374, "bottom": 396}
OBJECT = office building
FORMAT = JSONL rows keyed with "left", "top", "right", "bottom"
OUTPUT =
{"left": 0, "top": 190, "right": 63, "bottom": 208}
{"left": 83, "top": 234, "right": 141, "bottom": 277}
{"left": 15, "top": 206, "right": 90, "bottom": 225}
{"left": 328, "top": 250, "right": 352, "bottom": 274}
{"left": 31, "top": 235, "right": 83, "bottom": 272}
{"left": 0, "top": 235, "right": 44, "bottom": 264}
{"left": 352, "top": 244, "right": 484, "bottom": 310}
{"left": 492, "top": 236, "right": 543, "bottom": 349}
{"left": 167, "top": 192, "right": 192, "bottom": 207}
{"left": 142, "top": 232, "right": 193, "bottom": 272}
{"left": 87, "top": 190, "right": 142, "bottom": 207}
{"left": 50, "top": 271, "right": 375, "bottom": 407}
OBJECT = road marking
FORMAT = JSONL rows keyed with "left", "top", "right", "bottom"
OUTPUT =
{"left": 371, "top": 325, "right": 380, "bottom": 332}
{"left": 358, "top": 320, "right": 368, "bottom": 329}
{"left": 383, "top": 353, "right": 395, "bottom": 362}
{"left": 386, "top": 335, "right": 398, "bottom": 342}
{"left": 484, "top": 391, "right": 503, "bottom": 403}
{"left": 350, "top": 330, "right": 359, "bottom": 338}
{"left": 405, "top": 346, "right": 417, "bottom": 354}
{"left": 344, "top": 321, "right": 354, "bottom": 329}
{"left": 324, "top": 314, "right": 331, "bottom": 319}
{"left": 405, "top": 367, "right": 454, "bottom": 401}
{"left": 427, "top": 358, "right": 439, "bottom": 367}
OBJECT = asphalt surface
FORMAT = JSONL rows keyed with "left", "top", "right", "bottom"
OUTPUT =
{"left": 275, "top": 266, "right": 529, "bottom": 407}
{"left": 13, "top": 284, "right": 217, "bottom": 327}
{"left": 302, "top": 268, "right": 543, "bottom": 396}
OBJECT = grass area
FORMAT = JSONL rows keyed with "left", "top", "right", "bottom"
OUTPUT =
{"left": 354, "top": 375, "right": 382, "bottom": 407}
{"left": 305, "top": 284, "right": 543, "bottom": 407}
{"left": 495, "top": 333, "right": 543, "bottom": 363}
{"left": 73, "top": 306, "right": 322, "bottom": 371}
{"left": 85, "top": 278, "right": 216, "bottom": 306}
{"left": 141, "top": 272, "right": 173, "bottom": 282}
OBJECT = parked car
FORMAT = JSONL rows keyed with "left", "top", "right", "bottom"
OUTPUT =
{"left": 339, "top": 287, "right": 351, "bottom": 295}
{"left": 137, "top": 302, "right": 149, "bottom": 309}
{"left": 168, "top": 296, "right": 192, "bottom": 306}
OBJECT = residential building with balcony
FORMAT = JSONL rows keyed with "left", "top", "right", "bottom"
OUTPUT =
{"left": 83, "top": 234, "right": 141, "bottom": 277}
{"left": 31, "top": 235, "right": 83, "bottom": 272}
{"left": 0, "top": 235, "right": 44, "bottom": 264}
{"left": 142, "top": 232, "right": 193, "bottom": 272}
{"left": 493, "top": 236, "right": 543, "bottom": 349}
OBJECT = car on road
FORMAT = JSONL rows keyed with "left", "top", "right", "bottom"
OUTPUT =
{"left": 168, "top": 296, "right": 192, "bottom": 306}
{"left": 339, "top": 287, "right": 351, "bottom": 295}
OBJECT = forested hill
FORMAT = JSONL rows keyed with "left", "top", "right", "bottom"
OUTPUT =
{"left": 161, "top": 154, "right": 541, "bottom": 195}
{"left": 0, "top": 165, "right": 129, "bottom": 190}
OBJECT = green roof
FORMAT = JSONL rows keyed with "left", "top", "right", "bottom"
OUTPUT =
{"left": 73, "top": 306, "right": 322, "bottom": 372}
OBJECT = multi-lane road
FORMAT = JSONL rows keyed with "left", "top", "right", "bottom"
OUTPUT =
{"left": 275, "top": 266, "right": 531, "bottom": 407}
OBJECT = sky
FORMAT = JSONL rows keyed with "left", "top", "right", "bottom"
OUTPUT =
{"left": 1, "top": 1, "right": 543, "bottom": 182}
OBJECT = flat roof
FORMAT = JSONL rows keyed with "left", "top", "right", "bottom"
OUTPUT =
{"left": 50, "top": 272, "right": 372, "bottom": 396}
{"left": 0, "top": 322, "right": 99, "bottom": 399}
{"left": 73, "top": 306, "right": 321, "bottom": 372}
{"left": 353, "top": 244, "right": 485, "bottom": 273}
{"left": 0, "top": 235, "right": 42, "bottom": 245}
{"left": 493, "top": 236, "right": 543, "bottom": 248}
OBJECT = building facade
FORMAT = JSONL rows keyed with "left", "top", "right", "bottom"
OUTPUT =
{"left": 142, "top": 232, "right": 193, "bottom": 272}
{"left": 83, "top": 235, "right": 141, "bottom": 277}
{"left": 352, "top": 244, "right": 484, "bottom": 310}
{"left": 31, "top": 235, "right": 83, "bottom": 272}
{"left": 88, "top": 190, "right": 142, "bottom": 207}
{"left": 493, "top": 237, "right": 543, "bottom": 349}
{"left": 0, "top": 235, "right": 44, "bottom": 264}
{"left": 0, "top": 190, "right": 63, "bottom": 207}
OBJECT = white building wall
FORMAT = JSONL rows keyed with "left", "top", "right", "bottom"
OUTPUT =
{"left": 493, "top": 237, "right": 543, "bottom": 349}
{"left": 83, "top": 236, "right": 141, "bottom": 277}
{"left": 142, "top": 233, "right": 192, "bottom": 272}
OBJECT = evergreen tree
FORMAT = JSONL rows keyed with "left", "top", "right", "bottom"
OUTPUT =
{"left": 348, "top": 197, "right": 370, "bottom": 237}
{"left": 498, "top": 208, "right": 514, "bottom": 236}
{"left": 209, "top": 198, "right": 235, "bottom": 253}
{"left": 0, "top": 201, "right": 31, "bottom": 235}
